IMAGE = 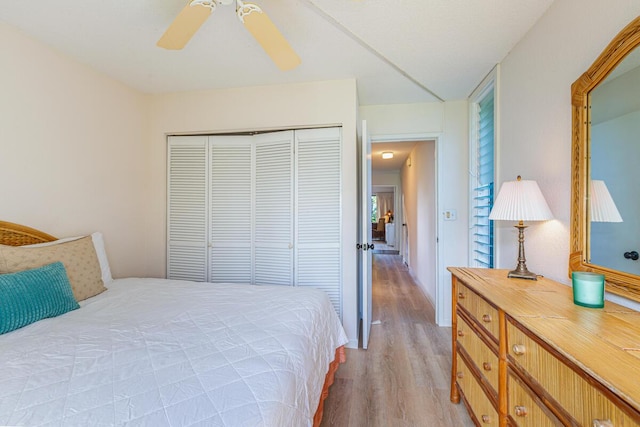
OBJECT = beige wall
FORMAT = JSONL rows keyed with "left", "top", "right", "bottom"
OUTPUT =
{"left": 437, "top": 101, "right": 469, "bottom": 324}
{"left": 401, "top": 141, "right": 436, "bottom": 305}
{"left": 372, "top": 170, "right": 401, "bottom": 187}
{"left": 0, "top": 23, "right": 150, "bottom": 278}
{"left": 148, "top": 79, "right": 360, "bottom": 346}
{"left": 361, "top": 103, "right": 444, "bottom": 136}
{"left": 498, "top": 0, "right": 640, "bottom": 310}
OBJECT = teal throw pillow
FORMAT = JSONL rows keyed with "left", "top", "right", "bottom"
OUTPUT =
{"left": 0, "top": 261, "right": 80, "bottom": 334}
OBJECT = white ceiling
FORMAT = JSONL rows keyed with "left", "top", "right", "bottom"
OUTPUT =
{"left": 371, "top": 141, "right": 419, "bottom": 170}
{"left": 0, "top": 0, "right": 554, "bottom": 105}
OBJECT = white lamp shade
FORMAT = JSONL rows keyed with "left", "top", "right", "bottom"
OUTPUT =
{"left": 489, "top": 178, "right": 553, "bottom": 222}
{"left": 590, "top": 180, "right": 622, "bottom": 222}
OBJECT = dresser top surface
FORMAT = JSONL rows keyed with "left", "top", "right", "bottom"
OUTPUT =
{"left": 449, "top": 267, "right": 640, "bottom": 412}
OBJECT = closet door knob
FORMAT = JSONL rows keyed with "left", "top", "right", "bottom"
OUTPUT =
{"left": 482, "top": 362, "right": 492, "bottom": 372}
{"left": 457, "top": 330, "right": 465, "bottom": 337}
{"left": 481, "top": 414, "right": 491, "bottom": 424}
{"left": 482, "top": 314, "right": 492, "bottom": 323}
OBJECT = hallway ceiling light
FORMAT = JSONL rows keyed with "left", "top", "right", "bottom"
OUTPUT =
{"left": 382, "top": 152, "right": 394, "bottom": 159}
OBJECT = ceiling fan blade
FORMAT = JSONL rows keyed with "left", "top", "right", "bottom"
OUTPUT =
{"left": 157, "top": 2, "right": 212, "bottom": 50}
{"left": 242, "top": 8, "right": 301, "bottom": 71}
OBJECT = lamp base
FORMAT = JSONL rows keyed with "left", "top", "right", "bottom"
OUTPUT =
{"left": 507, "top": 268, "right": 538, "bottom": 280}
{"left": 506, "top": 222, "right": 539, "bottom": 280}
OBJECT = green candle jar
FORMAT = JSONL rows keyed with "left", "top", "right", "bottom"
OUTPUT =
{"left": 571, "top": 271, "right": 605, "bottom": 308}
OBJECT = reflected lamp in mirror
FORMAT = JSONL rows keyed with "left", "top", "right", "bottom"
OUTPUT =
{"left": 489, "top": 176, "right": 554, "bottom": 280}
{"left": 590, "top": 180, "right": 623, "bottom": 223}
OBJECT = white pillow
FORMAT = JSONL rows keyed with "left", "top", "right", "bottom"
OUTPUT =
{"left": 26, "top": 232, "right": 113, "bottom": 284}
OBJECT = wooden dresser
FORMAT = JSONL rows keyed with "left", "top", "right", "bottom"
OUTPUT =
{"left": 449, "top": 267, "right": 640, "bottom": 427}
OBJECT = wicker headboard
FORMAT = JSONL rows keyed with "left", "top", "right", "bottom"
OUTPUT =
{"left": 0, "top": 221, "right": 58, "bottom": 246}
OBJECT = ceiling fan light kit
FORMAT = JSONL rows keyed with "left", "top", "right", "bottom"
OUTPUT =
{"left": 158, "top": 0, "right": 300, "bottom": 71}
{"left": 235, "top": 0, "right": 261, "bottom": 21}
{"left": 191, "top": 0, "right": 234, "bottom": 9}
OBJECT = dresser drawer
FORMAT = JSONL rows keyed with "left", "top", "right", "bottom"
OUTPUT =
{"left": 507, "top": 320, "right": 640, "bottom": 426}
{"left": 456, "top": 353, "right": 499, "bottom": 426}
{"left": 508, "top": 369, "right": 561, "bottom": 426}
{"left": 457, "top": 314, "right": 499, "bottom": 395}
{"left": 457, "top": 282, "right": 500, "bottom": 340}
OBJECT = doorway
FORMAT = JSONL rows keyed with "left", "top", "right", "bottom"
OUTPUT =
{"left": 371, "top": 185, "right": 399, "bottom": 254}
{"left": 369, "top": 137, "right": 439, "bottom": 316}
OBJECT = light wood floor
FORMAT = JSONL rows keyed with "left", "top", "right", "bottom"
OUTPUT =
{"left": 320, "top": 254, "right": 474, "bottom": 427}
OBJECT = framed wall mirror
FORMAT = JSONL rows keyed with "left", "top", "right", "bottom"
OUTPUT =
{"left": 570, "top": 16, "right": 640, "bottom": 303}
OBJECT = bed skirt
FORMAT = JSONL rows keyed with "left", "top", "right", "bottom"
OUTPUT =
{"left": 313, "top": 345, "right": 346, "bottom": 426}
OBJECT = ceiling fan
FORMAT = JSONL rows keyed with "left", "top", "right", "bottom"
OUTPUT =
{"left": 157, "top": 0, "right": 301, "bottom": 71}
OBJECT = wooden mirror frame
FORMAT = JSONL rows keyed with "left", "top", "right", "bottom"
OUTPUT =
{"left": 570, "top": 16, "right": 640, "bottom": 303}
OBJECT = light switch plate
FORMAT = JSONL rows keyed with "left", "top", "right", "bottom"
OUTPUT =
{"left": 443, "top": 209, "right": 457, "bottom": 221}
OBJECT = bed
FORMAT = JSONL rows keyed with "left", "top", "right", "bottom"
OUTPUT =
{"left": 0, "top": 221, "right": 347, "bottom": 426}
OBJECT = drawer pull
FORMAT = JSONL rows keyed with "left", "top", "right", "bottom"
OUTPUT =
{"left": 514, "top": 406, "right": 528, "bottom": 417}
{"left": 456, "top": 371, "right": 464, "bottom": 379}
{"left": 457, "top": 330, "right": 465, "bottom": 337}
{"left": 482, "top": 362, "right": 492, "bottom": 371}
{"left": 592, "top": 420, "right": 614, "bottom": 427}
{"left": 458, "top": 292, "right": 465, "bottom": 300}
{"left": 482, "top": 314, "right": 492, "bottom": 323}
{"left": 481, "top": 415, "right": 491, "bottom": 424}
{"left": 512, "top": 344, "right": 526, "bottom": 355}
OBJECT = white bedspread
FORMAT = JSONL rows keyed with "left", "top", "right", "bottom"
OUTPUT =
{"left": 0, "top": 278, "right": 348, "bottom": 426}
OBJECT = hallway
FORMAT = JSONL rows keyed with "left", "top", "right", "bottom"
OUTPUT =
{"left": 321, "top": 254, "right": 473, "bottom": 426}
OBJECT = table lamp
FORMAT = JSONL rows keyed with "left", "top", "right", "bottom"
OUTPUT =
{"left": 489, "top": 176, "right": 553, "bottom": 280}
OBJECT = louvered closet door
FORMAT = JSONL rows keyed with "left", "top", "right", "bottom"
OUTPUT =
{"left": 295, "top": 127, "right": 342, "bottom": 317}
{"left": 254, "top": 131, "right": 294, "bottom": 286}
{"left": 167, "top": 136, "right": 208, "bottom": 281}
{"left": 209, "top": 137, "right": 253, "bottom": 283}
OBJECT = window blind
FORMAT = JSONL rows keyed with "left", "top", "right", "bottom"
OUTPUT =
{"left": 472, "top": 89, "right": 495, "bottom": 268}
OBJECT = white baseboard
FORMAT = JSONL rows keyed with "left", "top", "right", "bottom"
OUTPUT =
{"left": 406, "top": 265, "right": 436, "bottom": 310}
